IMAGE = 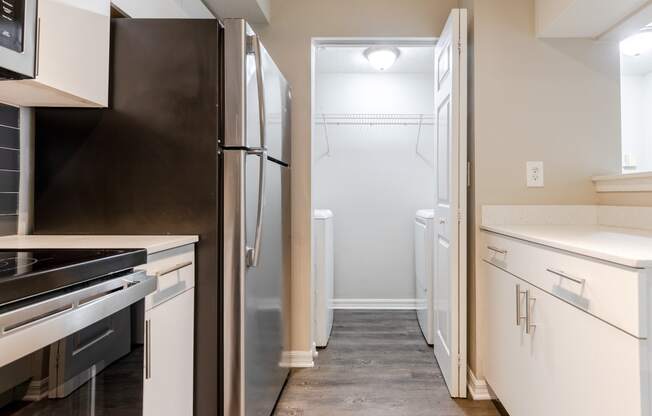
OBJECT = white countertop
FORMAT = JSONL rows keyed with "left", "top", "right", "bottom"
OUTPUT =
{"left": 0, "top": 235, "right": 199, "bottom": 255}
{"left": 481, "top": 224, "right": 652, "bottom": 268}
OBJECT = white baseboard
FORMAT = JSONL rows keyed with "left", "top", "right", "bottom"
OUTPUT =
{"left": 467, "top": 368, "right": 492, "bottom": 401}
{"left": 23, "top": 377, "right": 49, "bottom": 401}
{"left": 280, "top": 351, "right": 314, "bottom": 368}
{"left": 332, "top": 298, "right": 418, "bottom": 310}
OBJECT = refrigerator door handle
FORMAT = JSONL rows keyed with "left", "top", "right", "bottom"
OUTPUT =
{"left": 245, "top": 35, "right": 268, "bottom": 268}
{"left": 246, "top": 149, "right": 267, "bottom": 267}
{"left": 252, "top": 35, "right": 267, "bottom": 150}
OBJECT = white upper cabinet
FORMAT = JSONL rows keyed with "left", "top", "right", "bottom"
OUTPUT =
{"left": 111, "top": 0, "right": 213, "bottom": 18}
{"left": 0, "top": 0, "right": 110, "bottom": 107}
{"left": 203, "top": 0, "right": 270, "bottom": 23}
{"left": 535, "top": 0, "right": 651, "bottom": 38}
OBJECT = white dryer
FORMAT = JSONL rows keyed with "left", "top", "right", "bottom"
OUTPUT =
{"left": 414, "top": 209, "right": 435, "bottom": 345}
{"left": 313, "top": 209, "right": 334, "bottom": 347}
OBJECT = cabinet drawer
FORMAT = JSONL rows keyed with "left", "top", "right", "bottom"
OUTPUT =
{"left": 483, "top": 231, "right": 646, "bottom": 338}
{"left": 139, "top": 244, "right": 195, "bottom": 310}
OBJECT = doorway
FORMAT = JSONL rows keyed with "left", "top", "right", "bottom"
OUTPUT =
{"left": 284, "top": 9, "right": 472, "bottom": 415}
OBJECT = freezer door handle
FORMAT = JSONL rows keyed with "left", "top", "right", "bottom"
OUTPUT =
{"left": 247, "top": 149, "right": 268, "bottom": 267}
{"left": 251, "top": 34, "right": 267, "bottom": 150}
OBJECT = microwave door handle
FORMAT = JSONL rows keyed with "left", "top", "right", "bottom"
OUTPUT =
{"left": 246, "top": 149, "right": 267, "bottom": 268}
{"left": 252, "top": 35, "right": 267, "bottom": 150}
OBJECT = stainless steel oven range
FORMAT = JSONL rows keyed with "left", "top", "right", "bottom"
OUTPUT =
{"left": 0, "top": 249, "right": 155, "bottom": 415}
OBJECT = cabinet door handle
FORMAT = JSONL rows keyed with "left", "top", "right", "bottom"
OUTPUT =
{"left": 525, "top": 290, "right": 536, "bottom": 335}
{"left": 515, "top": 284, "right": 526, "bottom": 326}
{"left": 145, "top": 319, "right": 151, "bottom": 379}
{"left": 488, "top": 245, "right": 507, "bottom": 255}
{"left": 546, "top": 268, "right": 585, "bottom": 286}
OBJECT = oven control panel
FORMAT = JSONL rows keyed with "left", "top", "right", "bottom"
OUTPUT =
{"left": 0, "top": 0, "right": 24, "bottom": 53}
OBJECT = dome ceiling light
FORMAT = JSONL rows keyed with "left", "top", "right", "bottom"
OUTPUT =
{"left": 620, "top": 29, "right": 652, "bottom": 57}
{"left": 364, "top": 47, "right": 401, "bottom": 71}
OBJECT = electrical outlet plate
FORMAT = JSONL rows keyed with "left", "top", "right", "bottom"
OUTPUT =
{"left": 526, "top": 161, "right": 544, "bottom": 188}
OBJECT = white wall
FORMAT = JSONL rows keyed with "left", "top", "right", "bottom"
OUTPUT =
{"left": 621, "top": 73, "right": 652, "bottom": 172}
{"left": 313, "top": 71, "right": 435, "bottom": 301}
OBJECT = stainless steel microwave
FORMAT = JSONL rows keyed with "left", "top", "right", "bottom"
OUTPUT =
{"left": 0, "top": 0, "right": 36, "bottom": 79}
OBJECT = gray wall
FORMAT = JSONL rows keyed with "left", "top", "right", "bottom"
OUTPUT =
{"left": 463, "top": 0, "right": 621, "bottom": 378}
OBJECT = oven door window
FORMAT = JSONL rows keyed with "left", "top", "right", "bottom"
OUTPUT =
{"left": 0, "top": 303, "right": 144, "bottom": 415}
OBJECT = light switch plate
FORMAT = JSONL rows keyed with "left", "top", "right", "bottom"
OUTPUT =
{"left": 526, "top": 161, "right": 544, "bottom": 187}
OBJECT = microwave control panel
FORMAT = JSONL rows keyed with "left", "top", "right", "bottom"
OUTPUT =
{"left": 0, "top": 0, "right": 24, "bottom": 53}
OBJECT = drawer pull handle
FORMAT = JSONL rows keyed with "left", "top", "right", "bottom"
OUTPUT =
{"left": 526, "top": 290, "right": 536, "bottom": 334}
{"left": 515, "top": 284, "right": 526, "bottom": 326}
{"left": 72, "top": 329, "right": 115, "bottom": 356}
{"left": 487, "top": 245, "right": 507, "bottom": 255}
{"left": 156, "top": 261, "right": 192, "bottom": 278}
{"left": 546, "top": 268, "right": 585, "bottom": 286}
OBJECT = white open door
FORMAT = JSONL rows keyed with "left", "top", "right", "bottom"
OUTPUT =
{"left": 433, "top": 8, "right": 467, "bottom": 398}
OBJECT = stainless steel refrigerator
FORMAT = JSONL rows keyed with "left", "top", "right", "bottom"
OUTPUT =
{"left": 33, "top": 18, "right": 291, "bottom": 416}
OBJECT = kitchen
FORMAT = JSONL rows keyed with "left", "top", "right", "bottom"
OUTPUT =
{"left": 0, "top": 0, "right": 652, "bottom": 416}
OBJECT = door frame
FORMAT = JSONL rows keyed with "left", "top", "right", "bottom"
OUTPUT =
{"left": 308, "top": 36, "right": 441, "bottom": 353}
{"left": 309, "top": 27, "right": 468, "bottom": 397}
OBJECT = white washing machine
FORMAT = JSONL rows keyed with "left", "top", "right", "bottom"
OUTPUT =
{"left": 414, "top": 209, "right": 434, "bottom": 345}
{"left": 313, "top": 209, "right": 334, "bottom": 348}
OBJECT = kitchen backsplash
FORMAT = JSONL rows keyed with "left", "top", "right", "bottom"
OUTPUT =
{"left": 0, "top": 104, "right": 19, "bottom": 235}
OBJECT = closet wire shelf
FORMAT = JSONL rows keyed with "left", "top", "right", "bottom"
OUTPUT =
{"left": 314, "top": 113, "right": 435, "bottom": 159}
{"left": 315, "top": 113, "right": 435, "bottom": 126}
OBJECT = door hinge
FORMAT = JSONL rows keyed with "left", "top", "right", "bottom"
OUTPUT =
{"left": 457, "top": 210, "right": 463, "bottom": 223}
{"left": 246, "top": 35, "right": 257, "bottom": 55}
{"left": 467, "top": 162, "right": 471, "bottom": 188}
{"left": 457, "top": 354, "right": 462, "bottom": 368}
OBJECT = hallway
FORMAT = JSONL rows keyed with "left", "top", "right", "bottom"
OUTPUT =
{"left": 273, "top": 311, "right": 500, "bottom": 416}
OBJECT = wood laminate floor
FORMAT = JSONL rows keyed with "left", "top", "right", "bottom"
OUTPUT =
{"left": 273, "top": 310, "right": 500, "bottom": 416}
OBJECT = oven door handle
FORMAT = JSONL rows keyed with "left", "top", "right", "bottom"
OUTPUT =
{"left": 0, "top": 271, "right": 156, "bottom": 368}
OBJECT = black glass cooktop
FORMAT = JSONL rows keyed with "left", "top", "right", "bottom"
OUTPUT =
{"left": 0, "top": 249, "right": 147, "bottom": 307}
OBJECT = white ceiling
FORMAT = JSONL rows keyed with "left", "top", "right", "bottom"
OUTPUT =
{"left": 622, "top": 51, "right": 652, "bottom": 76}
{"left": 316, "top": 46, "right": 435, "bottom": 74}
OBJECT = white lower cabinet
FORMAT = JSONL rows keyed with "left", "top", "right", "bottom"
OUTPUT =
{"left": 485, "top": 256, "right": 648, "bottom": 416}
{"left": 485, "top": 262, "right": 528, "bottom": 415}
{"left": 144, "top": 289, "right": 195, "bottom": 416}
{"left": 141, "top": 244, "right": 195, "bottom": 416}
